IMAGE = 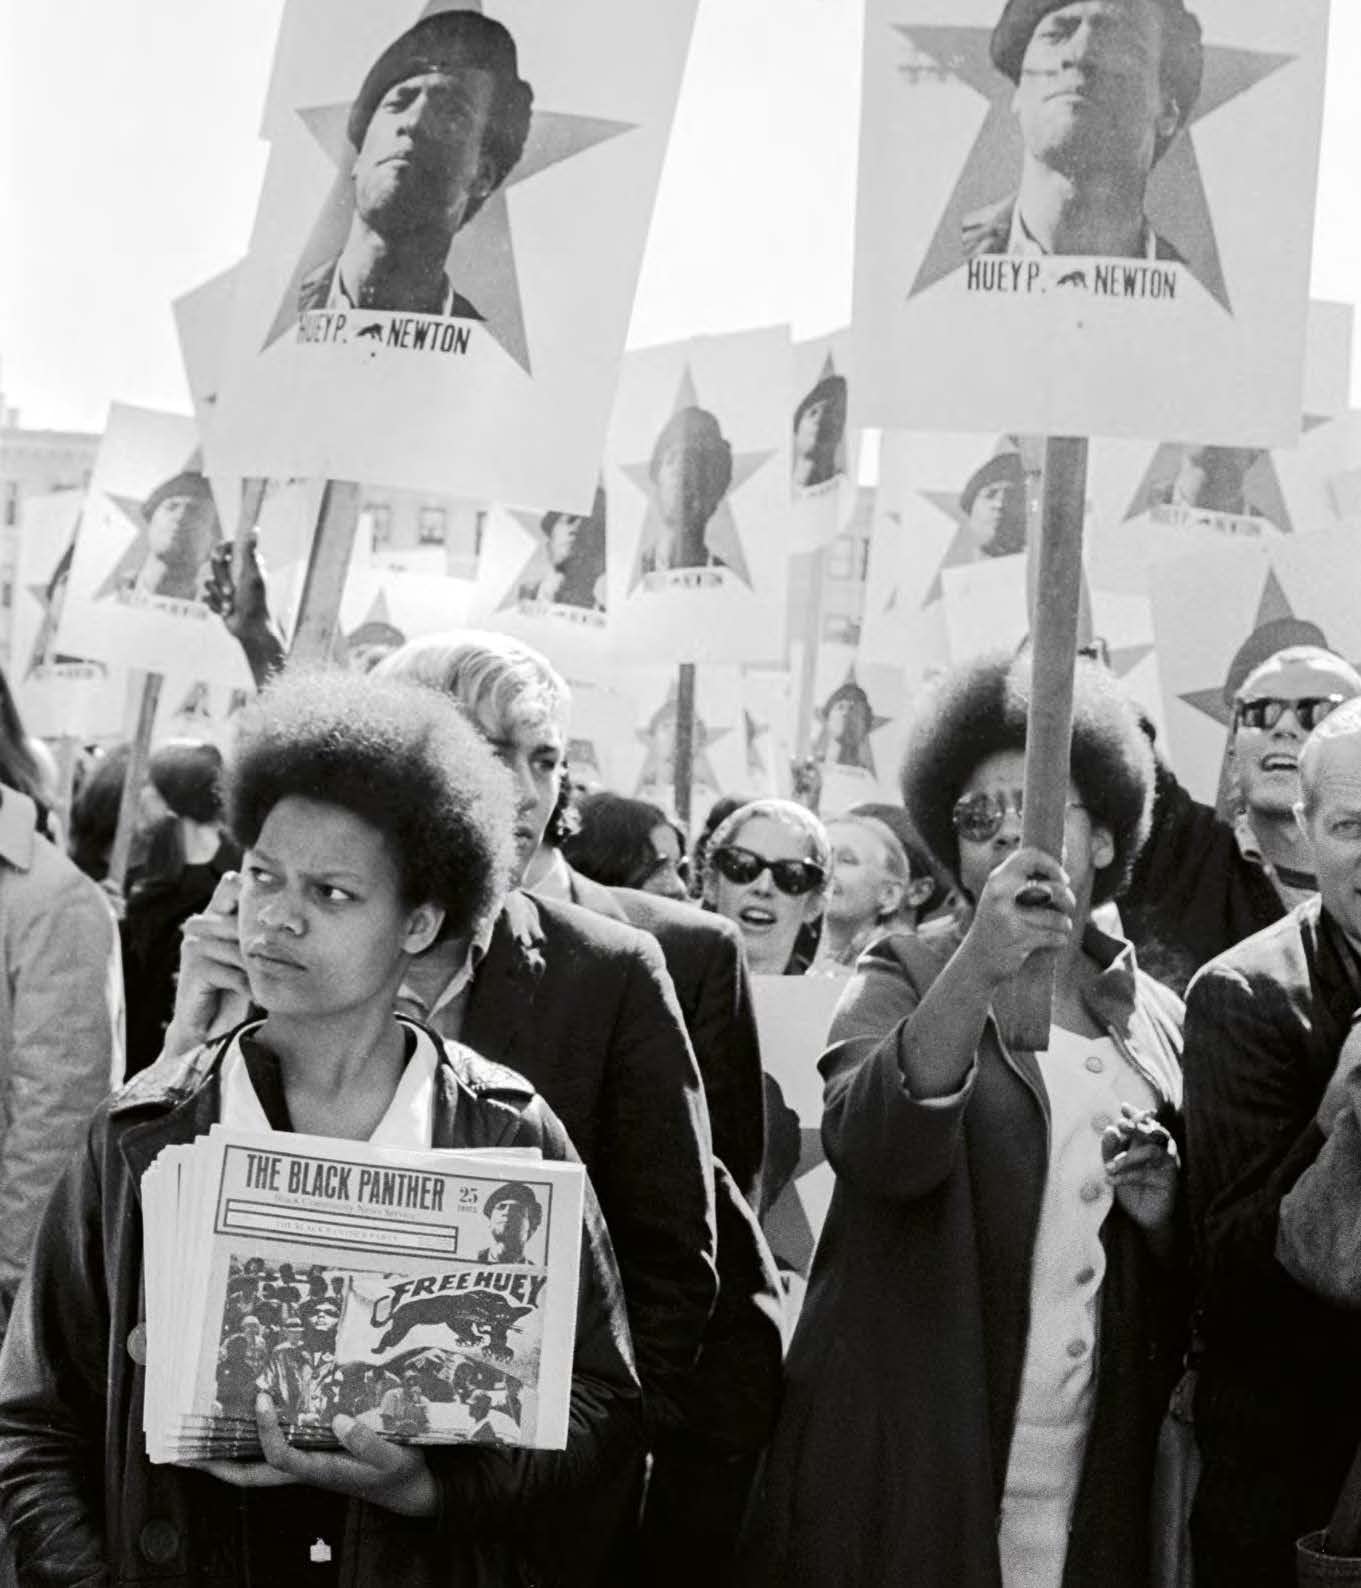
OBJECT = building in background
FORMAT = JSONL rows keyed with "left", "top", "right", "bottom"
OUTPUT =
{"left": 0, "top": 377, "right": 100, "bottom": 668}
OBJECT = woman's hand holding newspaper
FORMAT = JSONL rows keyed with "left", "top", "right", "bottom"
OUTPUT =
{"left": 190, "top": 1394, "right": 439, "bottom": 1518}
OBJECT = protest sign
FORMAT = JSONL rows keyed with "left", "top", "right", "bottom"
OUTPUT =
{"left": 604, "top": 330, "right": 793, "bottom": 667}
{"left": 854, "top": 0, "right": 1330, "bottom": 446}
{"left": 1149, "top": 524, "right": 1361, "bottom": 806}
{"left": 471, "top": 494, "right": 614, "bottom": 673}
{"left": 211, "top": 0, "right": 700, "bottom": 510}
{"left": 10, "top": 491, "right": 128, "bottom": 740}
{"left": 789, "top": 331, "right": 862, "bottom": 554}
{"left": 52, "top": 406, "right": 259, "bottom": 689}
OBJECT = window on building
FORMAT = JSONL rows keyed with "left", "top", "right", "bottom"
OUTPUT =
{"left": 365, "top": 503, "right": 392, "bottom": 547}
{"left": 1, "top": 581, "right": 12, "bottom": 610}
{"left": 826, "top": 536, "right": 855, "bottom": 580}
{"left": 823, "top": 614, "right": 861, "bottom": 646}
{"left": 418, "top": 506, "right": 447, "bottom": 545}
{"left": 3, "top": 483, "right": 19, "bottom": 528}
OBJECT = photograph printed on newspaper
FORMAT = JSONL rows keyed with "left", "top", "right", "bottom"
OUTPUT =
{"left": 141, "top": 1128, "right": 584, "bottom": 1463}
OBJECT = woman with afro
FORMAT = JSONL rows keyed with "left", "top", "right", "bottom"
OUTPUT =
{"left": 747, "top": 651, "right": 1187, "bottom": 1588}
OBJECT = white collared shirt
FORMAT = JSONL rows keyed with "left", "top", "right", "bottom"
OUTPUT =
{"left": 218, "top": 1018, "right": 439, "bottom": 1149}
{"left": 1007, "top": 205, "right": 1159, "bottom": 260}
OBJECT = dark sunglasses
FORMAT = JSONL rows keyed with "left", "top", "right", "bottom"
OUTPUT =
{"left": 710, "top": 845, "right": 825, "bottom": 897}
{"left": 1235, "top": 695, "right": 1345, "bottom": 733}
{"left": 951, "top": 791, "right": 1085, "bottom": 844}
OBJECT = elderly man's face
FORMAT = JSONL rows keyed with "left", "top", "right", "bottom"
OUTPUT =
{"left": 1301, "top": 730, "right": 1361, "bottom": 948}
{"left": 147, "top": 491, "right": 217, "bottom": 568}
{"left": 1013, "top": 0, "right": 1174, "bottom": 179}
{"left": 1234, "top": 655, "right": 1361, "bottom": 819}
{"left": 354, "top": 65, "right": 497, "bottom": 237}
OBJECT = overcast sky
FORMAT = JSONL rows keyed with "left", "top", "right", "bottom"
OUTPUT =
{"left": 3, "top": 0, "right": 1357, "bottom": 434}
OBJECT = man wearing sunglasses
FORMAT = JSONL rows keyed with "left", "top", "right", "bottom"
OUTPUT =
{"left": 1183, "top": 697, "right": 1361, "bottom": 1584}
{"left": 1121, "top": 642, "right": 1361, "bottom": 993}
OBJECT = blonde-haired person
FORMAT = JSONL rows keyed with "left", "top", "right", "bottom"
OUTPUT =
{"left": 813, "top": 813, "right": 936, "bottom": 972}
{"left": 702, "top": 798, "right": 831, "bottom": 977}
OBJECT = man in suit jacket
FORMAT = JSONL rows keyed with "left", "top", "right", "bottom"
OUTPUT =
{"left": 1183, "top": 699, "right": 1361, "bottom": 1586}
{"left": 548, "top": 865, "right": 783, "bottom": 1587}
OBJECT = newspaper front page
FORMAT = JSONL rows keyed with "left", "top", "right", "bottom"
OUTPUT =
{"left": 143, "top": 1128, "right": 583, "bottom": 1463}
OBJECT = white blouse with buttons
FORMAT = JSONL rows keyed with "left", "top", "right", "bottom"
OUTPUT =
{"left": 998, "top": 1027, "right": 1159, "bottom": 1588}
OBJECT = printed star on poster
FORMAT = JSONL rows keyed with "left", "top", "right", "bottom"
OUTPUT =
{"left": 1177, "top": 570, "right": 1308, "bottom": 729}
{"left": 261, "top": 1, "right": 634, "bottom": 373}
{"left": 621, "top": 367, "right": 775, "bottom": 589}
{"left": 854, "top": 1, "right": 1331, "bottom": 445}
{"left": 92, "top": 450, "right": 220, "bottom": 603}
{"left": 897, "top": 24, "right": 1290, "bottom": 310}
{"left": 634, "top": 684, "right": 731, "bottom": 803}
{"left": 812, "top": 668, "right": 893, "bottom": 779}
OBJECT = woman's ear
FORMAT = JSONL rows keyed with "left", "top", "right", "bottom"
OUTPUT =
{"left": 1090, "top": 823, "right": 1116, "bottom": 874}
{"left": 402, "top": 902, "right": 446, "bottom": 958}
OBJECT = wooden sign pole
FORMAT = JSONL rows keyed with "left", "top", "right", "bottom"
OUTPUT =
{"left": 106, "top": 669, "right": 164, "bottom": 896}
{"left": 673, "top": 662, "right": 697, "bottom": 829}
{"left": 288, "top": 480, "right": 362, "bottom": 666}
{"left": 998, "top": 435, "right": 1090, "bottom": 1053}
{"left": 791, "top": 547, "right": 829, "bottom": 812}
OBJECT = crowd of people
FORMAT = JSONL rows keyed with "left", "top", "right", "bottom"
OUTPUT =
{"left": 0, "top": 617, "right": 1358, "bottom": 1588}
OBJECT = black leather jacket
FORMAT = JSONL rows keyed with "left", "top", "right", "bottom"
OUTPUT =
{"left": 0, "top": 1028, "right": 643, "bottom": 1587}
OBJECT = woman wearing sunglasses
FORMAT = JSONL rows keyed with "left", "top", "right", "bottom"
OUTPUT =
{"left": 747, "top": 653, "right": 1186, "bottom": 1588}
{"left": 701, "top": 799, "right": 830, "bottom": 977}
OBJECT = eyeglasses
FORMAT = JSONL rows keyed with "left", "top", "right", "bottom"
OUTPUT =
{"left": 951, "top": 791, "right": 1086, "bottom": 844}
{"left": 710, "top": 845, "right": 826, "bottom": 897}
{"left": 629, "top": 851, "right": 690, "bottom": 889}
{"left": 1234, "top": 695, "right": 1346, "bottom": 733}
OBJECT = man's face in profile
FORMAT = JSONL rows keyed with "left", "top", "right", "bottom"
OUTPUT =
{"left": 548, "top": 513, "right": 584, "bottom": 567}
{"left": 970, "top": 477, "right": 1027, "bottom": 556}
{"left": 354, "top": 65, "right": 497, "bottom": 238}
{"left": 147, "top": 490, "right": 217, "bottom": 570}
{"left": 1013, "top": 0, "right": 1172, "bottom": 180}
{"left": 795, "top": 396, "right": 838, "bottom": 459}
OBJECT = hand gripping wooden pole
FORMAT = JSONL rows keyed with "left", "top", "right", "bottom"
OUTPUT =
{"left": 996, "top": 435, "right": 1090, "bottom": 1054}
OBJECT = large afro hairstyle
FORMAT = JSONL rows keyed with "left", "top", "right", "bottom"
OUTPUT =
{"left": 900, "top": 651, "right": 1154, "bottom": 907}
{"left": 224, "top": 667, "right": 515, "bottom": 940}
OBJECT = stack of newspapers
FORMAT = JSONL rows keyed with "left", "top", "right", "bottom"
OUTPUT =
{"left": 141, "top": 1128, "right": 584, "bottom": 1463}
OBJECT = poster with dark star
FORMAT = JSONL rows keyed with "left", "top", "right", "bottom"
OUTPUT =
{"left": 10, "top": 491, "right": 126, "bottom": 740}
{"left": 853, "top": 0, "right": 1329, "bottom": 446}
{"left": 467, "top": 489, "right": 614, "bottom": 674}
{"left": 52, "top": 405, "right": 262, "bottom": 687}
{"left": 1149, "top": 525, "right": 1361, "bottom": 804}
{"left": 858, "top": 430, "right": 1009, "bottom": 685}
{"left": 789, "top": 332, "right": 862, "bottom": 553}
{"left": 209, "top": 0, "right": 699, "bottom": 510}
{"left": 800, "top": 643, "right": 909, "bottom": 810}
{"left": 624, "top": 666, "right": 747, "bottom": 828}
{"left": 605, "top": 330, "right": 793, "bottom": 665}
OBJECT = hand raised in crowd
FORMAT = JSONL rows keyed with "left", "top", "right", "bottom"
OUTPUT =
{"left": 163, "top": 871, "right": 252, "bottom": 1058}
{"left": 203, "top": 532, "right": 285, "bottom": 688}
{"left": 959, "top": 846, "right": 1077, "bottom": 987}
{"left": 190, "top": 1394, "right": 438, "bottom": 1519}
{"left": 1102, "top": 1103, "right": 1179, "bottom": 1236}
